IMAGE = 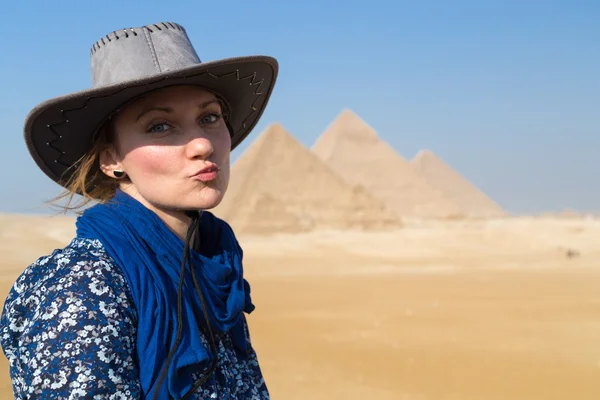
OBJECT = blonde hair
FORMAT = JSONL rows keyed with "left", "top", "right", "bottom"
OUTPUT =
{"left": 49, "top": 120, "right": 121, "bottom": 214}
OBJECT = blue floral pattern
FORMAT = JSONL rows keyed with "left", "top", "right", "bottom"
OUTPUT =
{"left": 0, "top": 238, "right": 269, "bottom": 399}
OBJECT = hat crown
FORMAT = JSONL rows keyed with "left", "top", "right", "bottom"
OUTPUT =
{"left": 90, "top": 22, "right": 201, "bottom": 88}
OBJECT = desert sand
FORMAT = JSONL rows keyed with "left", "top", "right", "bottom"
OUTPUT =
{"left": 1, "top": 214, "right": 599, "bottom": 399}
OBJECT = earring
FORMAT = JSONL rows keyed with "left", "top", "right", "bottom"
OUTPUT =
{"left": 113, "top": 170, "right": 126, "bottom": 179}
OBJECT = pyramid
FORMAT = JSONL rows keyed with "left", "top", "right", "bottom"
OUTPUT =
{"left": 311, "top": 109, "right": 463, "bottom": 218}
{"left": 211, "top": 123, "right": 401, "bottom": 233}
{"left": 222, "top": 192, "right": 311, "bottom": 235}
{"left": 411, "top": 150, "right": 505, "bottom": 218}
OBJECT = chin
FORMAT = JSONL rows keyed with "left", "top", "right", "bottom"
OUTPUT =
{"left": 189, "top": 188, "right": 225, "bottom": 211}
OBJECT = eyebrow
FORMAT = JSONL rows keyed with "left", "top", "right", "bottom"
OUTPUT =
{"left": 135, "top": 99, "right": 220, "bottom": 122}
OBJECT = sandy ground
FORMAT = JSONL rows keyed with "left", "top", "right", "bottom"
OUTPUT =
{"left": 0, "top": 214, "right": 599, "bottom": 399}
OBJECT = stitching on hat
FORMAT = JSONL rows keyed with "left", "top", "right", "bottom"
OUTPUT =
{"left": 207, "top": 70, "right": 265, "bottom": 129}
{"left": 142, "top": 28, "right": 161, "bottom": 73}
{"left": 143, "top": 23, "right": 187, "bottom": 34}
{"left": 46, "top": 124, "right": 70, "bottom": 167}
{"left": 155, "top": 22, "right": 185, "bottom": 32}
{"left": 42, "top": 64, "right": 268, "bottom": 180}
{"left": 90, "top": 23, "right": 184, "bottom": 55}
{"left": 91, "top": 29, "right": 137, "bottom": 55}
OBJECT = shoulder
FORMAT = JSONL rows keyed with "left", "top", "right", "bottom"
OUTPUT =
{"left": 1, "top": 237, "right": 137, "bottom": 335}
{"left": 0, "top": 238, "right": 140, "bottom": 397}
{"left": 1, "top": 237, "right": 134, "bottom": 324}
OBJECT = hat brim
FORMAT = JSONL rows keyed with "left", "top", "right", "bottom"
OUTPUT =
{"left": 24, "top": 55, "right": 278, "bottom": 187}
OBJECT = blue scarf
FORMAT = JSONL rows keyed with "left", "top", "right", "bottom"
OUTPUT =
{"left": 76, "top": 190, "right": 254, "bottom": 399}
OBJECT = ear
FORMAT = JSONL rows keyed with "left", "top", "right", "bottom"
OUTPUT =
{"left": 99, "top": 144, "right": 123, "bottom": 178}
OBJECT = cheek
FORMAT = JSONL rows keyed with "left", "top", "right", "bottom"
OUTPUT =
{"left": 218, "top": 140, "right": 232, "bottom": 174}
{"left": 124, "top": 146, "right": 180, "bottom": 177}
{"left": 216, "top": 129, "right": 232, "bottom": 162}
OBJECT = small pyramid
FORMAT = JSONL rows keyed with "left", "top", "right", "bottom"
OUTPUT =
{"left": 411, "top": 150, "right": 505, "bottom": 218}
{"left": 311, "top": 110, "right": 463, "bottom": 218}
{"left": 212, "top": 123, "right": 401, "bottom": 232}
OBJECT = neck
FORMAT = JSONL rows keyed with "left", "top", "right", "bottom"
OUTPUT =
{"left": 120, "top": 186, "right": 192, "bottom": 241}
{"left": 153, "top": 208, "right": 192, "bottom": 242}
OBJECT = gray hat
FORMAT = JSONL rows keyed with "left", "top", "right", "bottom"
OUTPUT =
{"left": 24, "top": 21, "right": 278, "bottom": 187}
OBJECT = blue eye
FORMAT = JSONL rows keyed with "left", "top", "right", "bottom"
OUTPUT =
{"left": 200, "top": 113, "right": 222, "bottom": 125}
{"left": 147, "top": 122, "right": 171, "bottom": 133}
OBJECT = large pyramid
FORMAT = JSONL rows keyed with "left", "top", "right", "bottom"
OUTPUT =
{"left": 411, "top": 150, "right": 505, "bottom": 218}
{"left": 311, "top": 109, "right": 463, "bottom": 218}
{"left": 211, "top": 123, "right": 401, "bottom": 234}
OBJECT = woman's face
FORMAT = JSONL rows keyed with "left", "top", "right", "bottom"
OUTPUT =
{"left": 101, "top": 85, "right": 231, "bottom": 216}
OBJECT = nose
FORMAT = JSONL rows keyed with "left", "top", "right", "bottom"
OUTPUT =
{"left": 185, "top": 130, "right": 214, "bottom": 160}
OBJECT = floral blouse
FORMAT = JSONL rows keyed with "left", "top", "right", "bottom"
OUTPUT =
{"left": 0, "top": 238, "right": 270, "bottom": 399}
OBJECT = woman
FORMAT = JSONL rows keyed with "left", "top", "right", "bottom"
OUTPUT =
{"left": 0, "top": 21, "right": 278, "bottom": 399}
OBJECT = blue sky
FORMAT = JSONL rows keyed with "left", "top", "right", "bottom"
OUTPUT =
{"left": 1, "top": 0, "right": 598, "bottom": 215}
